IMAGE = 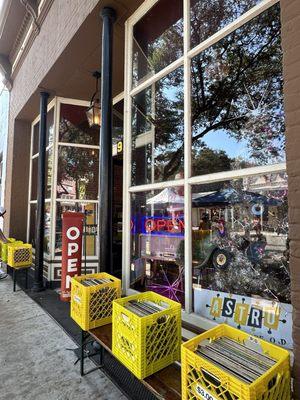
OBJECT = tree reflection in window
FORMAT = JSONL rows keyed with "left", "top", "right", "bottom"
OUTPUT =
{"left": 190, "top": 0, "right": 260, "bottom": 49}
{"left": 57, "top": 143, "right": 99, "bottom": 201}
{"left": 191, "top": 4, "right": 284, "bottom": 175}
{"left": 132, "top": 0, "right": 183, "bottom": 86}
{"left": 132, "top": 67, "right": 184, "bottom": 185}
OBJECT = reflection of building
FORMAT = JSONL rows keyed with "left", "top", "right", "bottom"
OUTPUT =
{"left": 1, "top": 0, "right": 300, "bottom": 393}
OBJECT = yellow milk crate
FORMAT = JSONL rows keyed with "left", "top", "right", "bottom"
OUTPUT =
{"left": 181, "top": 324, "right": 291, "bottom": 400}
{"left": 1, "top": 239, "right": 22, "bottom": 263}
{"left": 7, "top": 243, "right": 32, "bottom": 268}
{"left": 71, "top": 272, "right": 121, "bottom": 331}
{"left": 112, "top": 291, "right": 181, "bottom": 379}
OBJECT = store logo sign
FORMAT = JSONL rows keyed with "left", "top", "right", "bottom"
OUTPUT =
{"left": 194, "top": 288, "right": 293, "bottom": 349}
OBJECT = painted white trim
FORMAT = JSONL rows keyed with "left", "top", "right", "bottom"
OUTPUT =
{"left": 26, "top": 121, "right": 35, "bottom": 242}
{"left": 32, "top": 143, "right": 53, "bottom": 159}
{"left": 183, "top": 0, "right": 193, "bottom": 313}
{"left": 56, "top": 199, "right": 99, "bottom": 204}
{"left": 188, "top": 163, "right": 286, "bottom": 186}
{"left": 127, "top": 0, "right": 159, "bottom": 26}
{"left": 56, "top": 97, "right": 90, "bottom": 107}
{"left": 57, "top": 142, "right": 100, "bottom": 150}
{"left": 113, "top": 92, "right": 124, "bottom": 105}
{"left": 130, "top": 56, "right": 184, "bottom": 97}
{"left": 122, "top": 20, "right": 134, "bottom": 293}
{"left": 129, "top": 178, "right": 185, "bottom": 193}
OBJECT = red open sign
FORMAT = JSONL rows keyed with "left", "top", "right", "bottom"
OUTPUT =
{"left": 60, "top": 212, "right": 84, "bottom": 302}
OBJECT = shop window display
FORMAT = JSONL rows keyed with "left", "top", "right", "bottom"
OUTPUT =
{"left": 130, "top": 187, "right": 185, "bottom": 306}
{"left": 191, "top": 173, "right": 291, "bottom": 347}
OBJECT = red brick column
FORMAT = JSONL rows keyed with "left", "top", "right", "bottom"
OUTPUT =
{"left": 281, "top": 0, "right": 300, "bottom": 397}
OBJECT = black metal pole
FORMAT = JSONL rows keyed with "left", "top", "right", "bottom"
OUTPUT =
{"left": 98, "top": 7, "right": 116, "bottom": 273}
{"left": 32, "top": 91, "right": 49, "bottom": 292}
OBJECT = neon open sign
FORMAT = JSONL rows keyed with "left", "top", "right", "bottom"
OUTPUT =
{"left": 131, "top": 215, "right": 185, "bottom": 236}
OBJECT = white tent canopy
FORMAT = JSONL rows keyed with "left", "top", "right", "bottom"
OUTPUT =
{"left": 146, "top": 188, "right": 184, "bottom": 205}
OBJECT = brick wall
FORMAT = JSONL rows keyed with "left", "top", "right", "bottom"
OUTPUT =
{"left": 281, "top": 0, "right": 300, "bottom": 397}
{"left": 4, "top": 0, "right": 101, "bottom": 234}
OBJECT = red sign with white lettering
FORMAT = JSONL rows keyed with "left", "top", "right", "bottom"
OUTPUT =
{"left": 60, "top": 212, "right": 84, "bottom": 302}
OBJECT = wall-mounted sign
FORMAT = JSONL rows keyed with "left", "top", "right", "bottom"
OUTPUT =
{"left": 60, "top": 212, "right": 84, "bottom": 302}
{"left": 194, "top": 287, "right": 293, "bottom": 349}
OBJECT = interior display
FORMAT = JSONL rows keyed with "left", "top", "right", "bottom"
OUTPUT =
{"left": 192, "top": 173, "right": 290, "bottom": 305}
{"left": 130, "top": 188, "right": 185, "bottom": 306}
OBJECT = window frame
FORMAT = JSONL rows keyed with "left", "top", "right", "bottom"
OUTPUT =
{"left": 123, "top": 0, "right": 284, "bottom": 329}
{"left": 27, "top": 94, "right": 124, "bottom": 278}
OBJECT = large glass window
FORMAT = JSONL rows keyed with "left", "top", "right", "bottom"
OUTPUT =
{"left": 190, "top": 0, "right": 260, "bottom": 49}
{"left": 191, "top": 172, "right": 289, "bottom": 303}
{"left": 55, "top": 202, "right": 98, "bottom": 257}
{"left": 28, "top": 101, "right": 100, "bottom": 268}
{"left": 132, "top": 67, "right": 184, "bottom": 185}
{"left": 191, "top": 5, "right": 284, "bottom": 175}
{"left": 132, "top": 0, "right": 183, "bottom": 87}
{"left": 57, "top": 146, "right": 99, "bottom": 200}
{"left": 59, "top": 104, "right": 99, "bottom": 145}
{"left": 126, "top": 0, "right": 291, "bottom": 345}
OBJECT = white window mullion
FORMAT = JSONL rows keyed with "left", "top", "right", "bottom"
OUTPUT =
{"left": 183, "top": 0, "right": 193, "bottom": 313}
{"left": 123, "top": 21, "right": 134, "bottom": 294}
{"left": 130, "top": 56, "right": 184, "bottom": 98}
{"left": 129, "top": 178, "right": 185, "bottom": 193}
{"left": 56, "top": 199, "right": 99, "bottom": 204}
{"left": 57, "top": 142, "right": 100, "bottom": 150}
{"left": 188, "top": 162, "right": 286, "bottom": 186}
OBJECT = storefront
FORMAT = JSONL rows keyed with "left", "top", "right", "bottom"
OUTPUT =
{"left": 1, "top": 0, "right": 300, "bottom": 395}
{"left": 119, "top": 0, "right": 292, "bottom": 349}
{"left": 27, "top": 96, "right": 123, "bottom": 282}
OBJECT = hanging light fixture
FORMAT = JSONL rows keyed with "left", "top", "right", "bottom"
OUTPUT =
{"left": 86, "top": 71, "right": 101, "bottom": 127}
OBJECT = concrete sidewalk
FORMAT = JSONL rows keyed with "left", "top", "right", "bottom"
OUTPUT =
{"left": 0, "top": 275, "right": 126, "bottom": 400}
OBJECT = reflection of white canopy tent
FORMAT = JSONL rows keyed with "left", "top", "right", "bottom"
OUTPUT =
{"left": 147, "top": 188, "right": 184, "bottom": 205}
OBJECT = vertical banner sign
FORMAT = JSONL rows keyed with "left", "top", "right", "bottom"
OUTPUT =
{"left": 60, "top": 212, "right": 84, "bottom": 302}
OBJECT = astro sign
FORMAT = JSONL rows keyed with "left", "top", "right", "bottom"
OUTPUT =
{"left": 194, "top": 288, "right": 293, "bottom": 349}
{"left": 131, "top": 215, "right": 185, "bottom": 236}
{"left": 60, "top": 212, "right": 84, "bottom": 302}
